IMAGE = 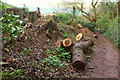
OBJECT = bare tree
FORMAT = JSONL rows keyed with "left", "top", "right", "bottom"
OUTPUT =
{"left": 91, "top": 0, "right": 98, "bottom": 22}
{"left": 117, "top": 0, "right": 120, "bottom": 17}
{"left": 61, "top": 0, "right": 98, "bottom": 23}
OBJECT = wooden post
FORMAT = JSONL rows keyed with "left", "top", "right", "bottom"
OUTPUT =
{"left": 37, "top": 7, "right": 41, "bottom": 18}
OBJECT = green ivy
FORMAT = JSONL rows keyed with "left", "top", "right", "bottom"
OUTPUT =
{"left": 0, "top": 14, "right": 23, "bottom": 43}
{"left": 20, "top": 48, "right": 33, "bottom": 55}
{"left": 0, "top": 2, "right": 23, "bottom": 43}
{"left": 2, "top": 69, "right": 24, "bottom": 79}
{"left": 42, "top": 47, "right": 71, "bottom": 68}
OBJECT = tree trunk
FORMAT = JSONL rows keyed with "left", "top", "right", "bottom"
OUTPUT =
{"left": 57, "top": 36, "right": 94, "bottom": 69}
{"left": 72, "top": 42, "right": 86, "bottom": 69}
{"left": 117, "top": 0, "right": 120, "bottom": 17}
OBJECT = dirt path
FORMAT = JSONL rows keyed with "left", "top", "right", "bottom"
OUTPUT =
{"left": 84, "top": 33, "right": 118, "bottom": 78}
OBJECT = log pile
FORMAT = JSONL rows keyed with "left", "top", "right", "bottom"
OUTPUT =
{"left": 75, "top": 24, "right": 98, "bottom": 39}
{"left": 56, "top": 33, "right": 94, "bottom": 69}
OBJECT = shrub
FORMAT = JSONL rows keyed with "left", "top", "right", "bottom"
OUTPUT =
{"left": 55, "top": 13, "right": 72, "bottom": 24}
{"left": 96, "top": 12, "right": 112, "bottom": 32}
{"left": 42, "top": 47, "right": 71, "bottom": 68}
{"left": 0, "top": 2, "right": 24, "bottom": 44}
{"left": 96, "top": 11, "right": 120, "bottom": 46}
{"left": 2, "top": 69, "right": 24, "bottom": 79}
{"left": 0, "top": 14, "right": 23, "bottom": 43}
{"left": 82, "top": 21, "right": 96, "bottom": 32}
{"left": 104, "top": 17, "right": 120, "bottom": 46}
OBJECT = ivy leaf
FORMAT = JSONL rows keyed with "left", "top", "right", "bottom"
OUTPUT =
{"left": 8, "top": 23, "right": 13, "bottom": 27}
{"left": 62, "top": 52, "right": 70, "bottom": 55}
{"left": 0, "top": 17, "right": 5, "bottom": 21}
{"left": 85, "top": 55, "right": 91, "bottom": 58}
{"left": 6, "top": 36, "right": 11, "bottom": 43}
{"left": 5, "top": 48, "right": 9, "bottom": 52}
{"left": 15, "top": 15, "right": 19, "bottom": 18}
{"left": 13, "top": 35, "right": 18, "bottom": 38}
{"left": 1, "top": 3, "right": 5, "bottom": 10}
{"left": 11, "top": 27, "right": 16, "bottom": 33}
{"left": 0, "top": 30, "right": 2, "bottom": 34}
{"left": 16, "top": 26, "right": 22, "bottom": 30}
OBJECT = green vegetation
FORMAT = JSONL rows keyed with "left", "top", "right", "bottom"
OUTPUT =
{"left": 55, "top": 13, "right": 95, "bottom": 32}
{"left": 55, "top": 13, "right": 73, "bottom": 25}
{"left": 20, "top": 48, "right": 33, "bottom": 55}
{"left": 82, "top": 22, "right": 96, "bottom": 32}
{"left": 2, "top": 69, "right": 24, "bottom": 80}
{"left": 42, "top": 47, "right": 71, "bottom": 69}
{"left": 0, "top": 2, "right": 23, "bottom": 44}
{"left": 23, "top": 4, "right": 29, "bottom": 12}
{"left": 0, "top": 1, "right": 17, "bottom": 8}
{"left": 72, "top": 5, "right": 76, "bottom": 16}
{"left": 0, "top": 14, "right": 23, "bottom": 43}
{"left": 103, "top": 17, "right": 120, "bottom": 46}
{"left": 0, "top": 69, "right": 24, "bottom": 80}
{"left": 45, "top": 16, "right": 52, "bottom": 21}
{"left": 96, "top": 2, "right": 120, "bottom": 47}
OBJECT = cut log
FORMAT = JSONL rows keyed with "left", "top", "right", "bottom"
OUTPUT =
{"left": 70, "top": 36, "right": 94, "bottom": 69}
{"left": 76, "top": 24, "right": 82, "bottom": 29}
{"left": 76, "top": 33, "right": 83, "bottom": 42}
{"left": 93, "top": 34, "right": 98, "bottom": 39}
{"left": 56, "top": 38, "right": 72, "bottom": 48}
{"left": 56, "top": 40, "right": 61, "bottom": 48}
{"left": 56, "top": 34, "right": 94, "bottom": 69}
{"left": 80, "top": 28, "right": 88, "bottom": 36}
{"left": 63, "top": 38, "right": 72, "bottom": 47}
{"left": 80, "top": 28, "right": 98, "bottom": 39}
{"left": 79, "top": 36, "right": 94, "bottom": 50}
{"left": 72, "top": 43, "right": 86, "bottom": 69}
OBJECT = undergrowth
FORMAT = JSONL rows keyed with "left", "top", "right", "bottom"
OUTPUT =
{"left": 55, "top": 13, "right": 95, "bottom": 32}
{"left": 42, "top": 47, "right": 71, "bottom": 69}
{"left": 0, "top": 2, "right": 24, "bottom": 44}
{"left": 96, "top": 12, "right": 120, "bottom": 47}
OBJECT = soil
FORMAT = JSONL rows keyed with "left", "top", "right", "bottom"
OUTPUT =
{"left": 84, "top": 33, "right": 119, "bottom": 78}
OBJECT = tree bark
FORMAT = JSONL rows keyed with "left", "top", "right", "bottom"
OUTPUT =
{"left": 71, "top": 42, "right": 86, "bottom": 69}
{"left": 117, "top": 0, "right": 120, "bottom": 17}
{"left": 91, "top": 0, "right": 98, "bottom": 22}
{"left": 71, "top": 36, "right": 94, "bottom": 69}
{"left": 70, "top": 42, "right": 86, "bottom": 69}
{"left": 106, "top": 3, "right": 115, "bottom": 20}
{"left": 57, "top": 36, "right": 94, "bottom": 69}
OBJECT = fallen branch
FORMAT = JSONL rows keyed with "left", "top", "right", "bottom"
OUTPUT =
{"left": 0, "top": 62, "right": 9, "bottom": 65}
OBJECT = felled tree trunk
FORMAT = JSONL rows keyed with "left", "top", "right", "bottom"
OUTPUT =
{"left": 71, "top": 36, "right": 94, "bottom": 69}
{"left": 71, "top": 43, "right": 86, "bottom": 69}
{"left": 79, "top": 36, "right": 94, "bottom": 50}
{"left": 56, "top": 36, "right": 94, "bottom": 69}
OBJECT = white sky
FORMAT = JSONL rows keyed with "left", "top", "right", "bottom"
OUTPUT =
{"left": 1, "top": 0, "right": 63, "bottom": 8}
{"left": 1, "top": 0, "right": 117, "bottom": 8}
